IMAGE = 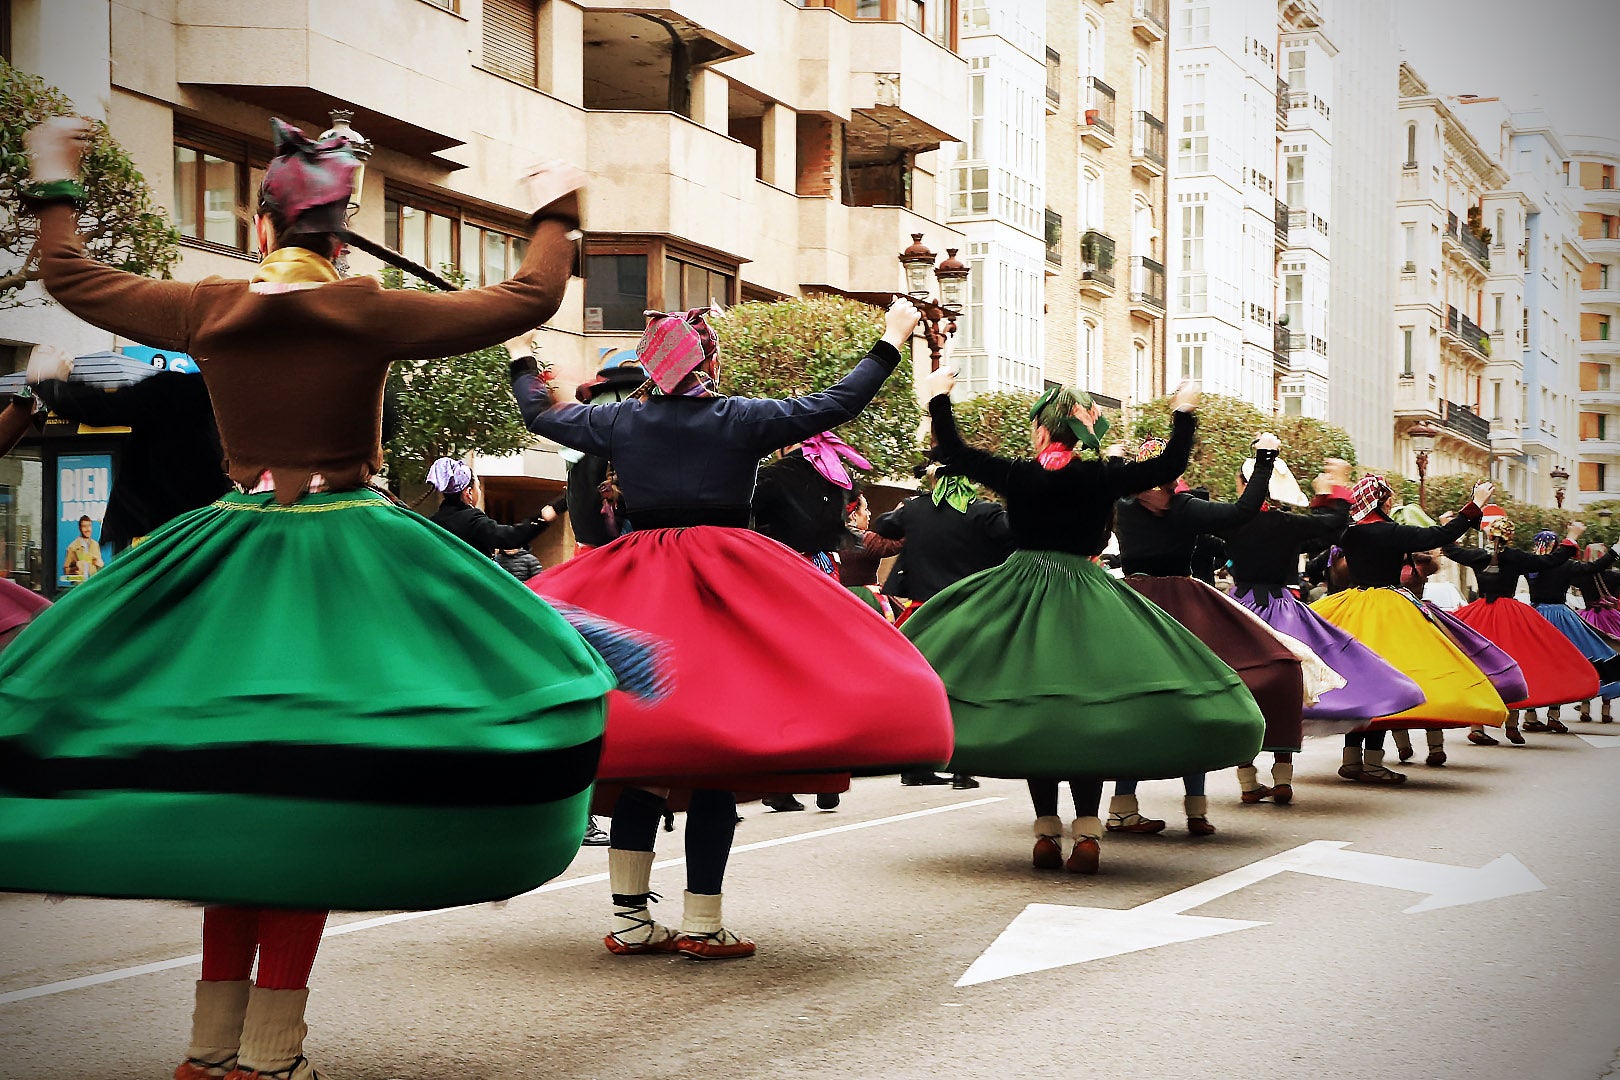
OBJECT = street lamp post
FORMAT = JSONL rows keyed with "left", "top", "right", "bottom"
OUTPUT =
{"left": 1550, "top": 467, "right": 1570, "bottom": 510}
{"left": 1408, "top": 422, "right": 1439, "bottom": 510}
{"left": 897, "top": 234, "right": 971, "bottom": 371}
{"left": 319, "top": 110, "right": 373, "bottom": 275}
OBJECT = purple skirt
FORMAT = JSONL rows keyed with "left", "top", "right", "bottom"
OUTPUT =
{"left": 1424, "top": 600, "right": 1528, "bottom": 704}
{"left": 1234, "top": 585, "right": 1425, "bottom": 731}
{"left": 1581, "top": 604, "right": 1620, "bottom": 639}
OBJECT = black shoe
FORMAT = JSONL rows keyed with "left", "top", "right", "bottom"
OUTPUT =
{"left": 582, "top": 818, "right": 610, "bottom": 846}
{"left": 950, "top": 775, "right": 981, "bottom": 790}
{"left": 900, "top": 772, "right": 951, "bottom": 786}
{"left": 762, "top": 794, "right": 806, "bottom": 812}
{"left": 815, "top": 792, "right": 841, "bottom": 810}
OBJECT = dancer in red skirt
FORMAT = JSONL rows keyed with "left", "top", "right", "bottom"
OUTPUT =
{"left": 1447, "top": 517, "right": 1600, "bottom": 744}
{"left": 510, "top": 301, "right": 952, "bottom": 958}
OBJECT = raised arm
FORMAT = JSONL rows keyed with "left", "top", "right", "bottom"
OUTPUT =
{"left": 870, "top": 505, "right": 908, "bottom": 541}
{"left": 453, "top": 507, "right": 549, "bottom": 553}
{"left": 1442, "top": 542, "right": 1492, "bottom": 570}
{"left": 928, "top": 391, "right": 1030, "bottom": 496}
{"left": 1174, "top": 448, "right": 1277, "bottom": 535}
{"left": 1568, "top": 546, "right": 1619, "bottom": 579}
{"left": 31, "top": 378, "right": 141, "bottom": 428}
{"left": 1383, "top": 502, "right": 1484, "bottom": 553}
{"left": 1102, "top": 410, "right": 1199, "bottom": 499}
{"left": 509, "top": 355, "right": 619, "bottom": 457}
{"left": 1504, "top": 542, "right": 1577, "bottom": 574}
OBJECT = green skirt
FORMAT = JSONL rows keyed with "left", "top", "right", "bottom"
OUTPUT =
{"left": 902, "top": 550, "right": 1264, "bottom": 780}
{"left": 0, "top": 489, "right": 613, "bottom": 910}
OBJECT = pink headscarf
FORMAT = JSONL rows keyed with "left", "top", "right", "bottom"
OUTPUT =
{"left": 799, "top": 433, "right": 872, "bottom": 489}
{"left": 639, "top": 308, "right": 719, "bottom": 395}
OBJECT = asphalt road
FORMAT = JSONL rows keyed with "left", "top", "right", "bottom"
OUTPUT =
{"left": 3, "top": 721, "right": 1618, "bottom": 1080}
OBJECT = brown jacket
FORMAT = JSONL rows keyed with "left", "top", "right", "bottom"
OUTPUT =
{"left": 0, "top": 396, "right": 32, "bottom": 459}
{"left": 36, "top": 201, "right": 577, "bottom": 502}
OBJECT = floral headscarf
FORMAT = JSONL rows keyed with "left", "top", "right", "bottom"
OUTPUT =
{"left": 1532, "top": 529, "right": 1559, "bottom": 554}
{"left": 1482, "top": 516, "right": 1516, "bottom": 544}
{"left": 640, "top": 308, "right": 719, "bottom": 395}
{"left": 1349, "top": 475, "right": 1393, "bottom": 523}
{"left": 426, "top": 457, "right": 473, "bottom": 495}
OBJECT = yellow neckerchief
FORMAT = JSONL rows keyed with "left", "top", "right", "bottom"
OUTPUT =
{"left": 249, "top": 246, "right": 341, "bottom": 290}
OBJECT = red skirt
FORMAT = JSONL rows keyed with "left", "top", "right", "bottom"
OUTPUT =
{"left": 1125, "top": 575, "right": 1305, "bottom": 752}
{"left": 534, "top": 527, "right": 953, "bottom": 788}
{"left": 1451, "top": 598, "right": 1600, "bottom": 708}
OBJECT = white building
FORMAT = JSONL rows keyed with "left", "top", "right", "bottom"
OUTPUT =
{"left": 1165, "top": 0, "right": 1333, "bottom": 418}
{"left": 1324, "top": 0, "right": 1399, "bottom": 468}
{"left": 1568, "top": 135, "right": 1620, "bottom": 505}
{"left": 949, "top": 0, "right": 1048, "bottom": 397}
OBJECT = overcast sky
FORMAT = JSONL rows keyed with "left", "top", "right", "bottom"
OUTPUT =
{"left": 1396, "top": 0, "right": 1620, "bottom": 141}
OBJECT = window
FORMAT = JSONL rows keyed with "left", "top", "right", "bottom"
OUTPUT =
{"left": 383, "top": 188, "right": 534, "bottom": 290}
{"left": 1178, "top": 273, "right": 1207, "bottom": 314}
{"left": 1081, "top": 166, "right": 1102, "bottom": 229}
{"left": 581, "top": 238, "right": 738, "bottom": 332}
{"left": 1286, "top": 273, "right": 1303, "bottom": 333}
{"left": 951, "top": 166, "right": 990, "bottom": 216}
{"left": 1580, "top": 462, "right": 1606, "bottom": 493}
{"left": 1133, "top": 340, "right": 1151, "bottom": 403}
{"left": 1178, "top": 73, "right": 1207, "bottom": 173}
{"left": 968, "top": 73, "right": 986, "bottom": 159}
{"left": 1402, "top": 328, "right": 1414, "bottom": 376}
{"left": 1180, "top": 3, "right": 1210, "bottom": 44}
{"left": 1581, "top": 412, "right": 1607, "bottom": 441}
{"left": 483, "top": 0, "right": 539, "bottom": 87}
{"left": 1, "top": 0, "right": 11, "bottom": 63}
{"left": 1402, "top": 225, "right": 1416, "bottom": 270}
{"left": 1286, "top": 155, "right": 1304, "bottom": 208}
{"left": 1079, "top": 318, "right": 1099, "bottom": 388}
{"left": 1179, "top": 344, "right": 1203, "bottom": 382}
{"left": 1287, "top": 50, "right": 1306, "bottom": 91}
{"left": 1493, "top": 295, "right": 1504, "bottom": 331}
{"left": 1405, "top": 123, "right": 1417, "bottom": 166}
{"left": 1181, "top": 204, "right": 1204, "bottom": 272}
{"left": 1084, "top": 15, "right": 1103, "bottom": 79}
{"left": 1491, "top": 381, "right": 1502, "bottom": 420}
{"left": 173, "top": 127, "right": 267, "bottom": 254}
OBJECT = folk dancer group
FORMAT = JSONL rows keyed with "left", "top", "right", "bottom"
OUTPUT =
{"left": 0, "top": 116, "right": 1609, "bottom": 1080}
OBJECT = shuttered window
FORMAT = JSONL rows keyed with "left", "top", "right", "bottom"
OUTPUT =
{"left": 483, "top": 0, "right": 539, "bottom": 87}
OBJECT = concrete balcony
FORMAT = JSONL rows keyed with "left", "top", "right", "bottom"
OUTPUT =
{"left": 1577, "top": 185, "right": 1620, "bottom": 212}
{"left": 1081, "top": 77, "right": 1118, "bottom": 149}
{"left": 1132, "top": 0, "right": 1168, "bottom": 42}
{"left": 1581, "top": 337, "right": 1620, "bottom": 358}
{"left": 1580, "top": 388, "right": 1620, "bottom": 408}
{"left": 1577, "top": 438, "right": 1620, "bottom": 459}
{"left": 575, "top": 0, "right": 758, "bottom": 59}
{"left": 1583, "top": 287, "right": 1620, "bottom": 311}
{"left": 797, "top": 201, "right": 962, "bottom": 296}
{"left": 1078, "top": 230, "right": 1117, "bottom": 297}
{"left": 1443, "top": 212, "right": 1491, "bottom": 274}
{"left": 174, "top": 0, "right": 472, "bottom": 158}
{"left": 1128, "top": 256, "right": 1166, "bottom": 320}
{"left": 843, "top": 18, "right": 967, "bottom": 151}
{"left": 585, "top": 111, "right": 755, "bottom": 249}
{"left": 1394, "top": 375, "right": 1440, "bottom": 420}
{"left": 1582, "top": 236, "right": 1620, "bottom": 259}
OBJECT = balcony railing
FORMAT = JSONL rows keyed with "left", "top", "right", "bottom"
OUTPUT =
{"left": 1443, "top": 399, "right": 1492, "bottom": 446}
{"left": 1130, "top": 256, "right": 1166, "bottom": 312}
{"left": 1276, "top": 77, "right": 1289, "bottom": 127}
{"left": 1086, "top": 76, "right": 1117, "bottom": 136}
{"left": 1447, "top": 306, "right": 1490, "bottom": 357}
{"left": 1274, "top": 199, "right": 1289, "bottom": 245}
{"left": 1132, "top": 111, "right": 1166, "bottom": 170}
{"left": 1445, "top": 211, "right": 1491, "bottom": 268}
{"left": 1080, "top": 230, "right": 1116, "bottom": 290}
{"left": 1045, "top": 208, "right": 1062, "bottom": 267}
{"left": 1274, "top": 322, "right": 1291, "bottom": 364}
{"left": 1132, "top": 0, "right": 1168, "bottom": 38}
{"left": 1045, "top": 47, "right": 1061, "bottom": 109}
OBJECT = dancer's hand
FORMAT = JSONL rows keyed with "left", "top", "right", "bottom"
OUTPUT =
{"left": 1471, "top": 480, "right": 1495, "bottom": 507}
{"left": 925, "top": 366, "right": 956, "bottom": 400}
{"left": 25, "top": 344, "right": 74, "bottom": 385}
{"left": 1312, "top": 472, "right": 1335, "bottom": 495}
{"left": 503, "top": 332, "right": 538, "bottom": 360}
{"left": 884, "top": 297, "right": 923, "bottom": 346}
{"left": 520, "top": 161, "right": 586, "bottom": 223}
{"left": 1323, "top": 458, "right": 1353, "bottom": 485}
{"left": 1253, "top": 432, "right": 1281, "bottom": 452}
{"left": 25, "top": 117, "right": 94, "bottom": 183}
{"left": 1569, "top": 521, "right": 1587, "bottom": 540}
{"left": 1170, "top": 380, "right": 1201, "bottom": 413}
{"left": 539, "top": 504, "right": 559, "bottom": 523}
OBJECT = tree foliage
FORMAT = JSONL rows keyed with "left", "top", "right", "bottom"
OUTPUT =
{"left": 0, "top": 59, "right": 179, "bottom": 307}
{"left": 713, "top": 295, "right": 920, "bottom": 479}
{"left": 380, "top": 266, "right": 536, "bottom": 487}
{"left": 1393, "top": 471, "right": 1606, "bottom": 551}
{"left": 952, "top": 391, "right": 1039, "bottom": 460}
{"left": 1129, "top": 394, "right": 1359, "bottom": 500}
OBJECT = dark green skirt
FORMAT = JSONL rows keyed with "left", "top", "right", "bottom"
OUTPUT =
{"left": 902, "top": 550, "right": 1264, "bottom": 780}
{"left": 0, "top": 489, "right": 613, "bottom": 910}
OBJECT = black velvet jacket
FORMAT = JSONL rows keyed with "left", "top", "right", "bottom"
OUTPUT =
{"left": 1340, "top": 504, "right": 1483, "bottom": 588}
{"left": 1218, "top": 495, "right": 1351, "bottom": 594}
{"left": 1113, "top": 450, "right": 1277, "bottom": 577}
{"left": 872, "top": 494, "right": 1011, "bottom": 602}
{"left": 430, "top": 496, "right": 556, "bottom": 554}
{"left": 926, "top": 395, "right": 1197, "bottom": 558}
{"left": 1443, "top": 541, "right": 1575, "bottom": 601}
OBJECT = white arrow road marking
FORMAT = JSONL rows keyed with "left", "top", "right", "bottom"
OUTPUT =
{"left": 958, "top": 840, "right": 1546, "bottom": 987}
{"left": 1577, "top": 734, "right": 1620, "bottom": 748}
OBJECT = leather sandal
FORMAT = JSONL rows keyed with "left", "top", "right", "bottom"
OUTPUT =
{"left": 1240, "top": 785, "right": 1275, "bottom": 804}
{"left": 1521, "top": 718, "right": 1550, "bottom": 733}
{"left": 1033, "top": 835, "right": 1064, "bottom": 871}
{"left": 1467, "top": 730, "right": 1499, "bottom": 746}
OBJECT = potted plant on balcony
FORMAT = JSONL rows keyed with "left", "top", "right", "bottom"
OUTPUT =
{"left": 1080, "top": 231, "right": 1114, "bottom": 274}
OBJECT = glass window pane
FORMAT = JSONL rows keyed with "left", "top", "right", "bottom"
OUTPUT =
{"left": 462, "top": 223, "right": 481, "bottom": 283}
{"left": 512, "top": 236, "right": 528, "bottom": 269}
{"left": 202, "top": 153, "right": 237, "bottom": 247}
{"left": 484, "top": 230, "right": 506, "bottom": 288}
{"left": 664, "top": 258, "right": 682, "bottom": 311}
{"left": 384, "top": 199, "right": 401, "bottom": 252}
{"left": 174, "top": 146, "right": 198, "bottom": 238}
{"left": 400, "top": 205, "right": 427, "bottom": 268}
{"left": 585, "top": 254, "right": 649, "bottom": 331}
{"left": 248, "top": 166, "right": 266, "bottom": 254}
{"left": 428, "top": 212, "right": 453, "bottom": 272}
{"left": 683, "top": 262, "right": 706, "bottom": 310}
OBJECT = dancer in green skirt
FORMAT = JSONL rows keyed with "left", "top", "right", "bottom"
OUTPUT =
{"left": 902, "top": 372, "right": 1265, "bottom": 874}
{"left": 1, "top": 116, "right": 618, "bottom": 1080}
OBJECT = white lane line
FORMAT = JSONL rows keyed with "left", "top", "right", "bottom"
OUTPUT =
{"left": 0, "top": 796, "right": 1003, "bottom": 1005}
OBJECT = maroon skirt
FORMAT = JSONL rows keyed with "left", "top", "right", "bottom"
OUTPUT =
{"left": 535, "top": 527, "right": 953, "bottom": 789}
{"left": 1125, "top": 575, "right": 1305, "bottom": 753}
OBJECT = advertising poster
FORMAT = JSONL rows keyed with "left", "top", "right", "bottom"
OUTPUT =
{"left": 118, "top": 345, "right": 199, "bottom": 373}
{"left": 57, "top": 454, "right": 113, "bottom": 588}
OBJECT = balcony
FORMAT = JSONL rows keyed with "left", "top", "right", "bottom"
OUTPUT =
{"left": 1580, "top": 388, "right": 1620, "bottom": 408}
{"left": 587, "top": 111, "right": 756, "bottom": 242}
{"left": 1132, "top": 0, "right": 1168, "bottom": 41}
{"left": 1583, "top": 286, "right": 1620, "bottom": 311}
{"left": 1577, "top": 438, "right": 1620, "bottom": 459}
{"left": 1132, "top": 112, "right": 1167, "bottom": 178}
{"left": 1395, "top": 376, "right": 1440, "bottom": 420}
{"left": 1079, "top": 230, "right": 1117, "bottom": 296}
{"left": 797, "top": 202, "right": 963, "bottom": 297}
{"left": 1579, "top": 184, "right": 1620, "bottom": 212}
{"left": 1082, "top": 77, "right": 1117, "bottom": 148}
{"left": 1442, "top": 399, "right": 1492, "bottom": 447}
{"left": 1583, "top": 336, "right": 1620, "bottom": 357}
{"left": 1046, "top": 48, "right": 1062, "bottom": 114}
{"left": 1274, "top": 199, "right": 1289, "bottom": 247}
{"left": 1045, "top": 208, "right": 1062, "bottom": 270}
{"left": 1444, "top": 306, "right": 1491, "bottom": 359}
{"left": 1274, "top": 322, "right": 1292, "bottom": 370}
{"left": 1129, "top": 256, "right": 1166, "bottom": 318}
{"left": 1275, "top": 78, "right": 1289, "bottom": 128}
{"left": 1444, "top": 211, "right": 1492, "bottom": 271}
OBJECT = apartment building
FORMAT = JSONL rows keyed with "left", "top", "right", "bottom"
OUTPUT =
{"left": 1044, "top": 0, "right": 1170, "bottom": 411}
{"left": 1569, "top": 135, "right": 1620, "bottom": 506}
{"left": 1323, "top": 0, "right": 1398, "bottom": 469}
{"left": 947, "top": 0, "right": 1047, "bottom": 397}
{"left": 1163, "top": 0, "right": 1332, "bottom": 418}
{"left": 2, "top": 0, "right": 968, "bottom": 562}
{"left": 1393, "top": 63, "right": 1509, "bottom": 483}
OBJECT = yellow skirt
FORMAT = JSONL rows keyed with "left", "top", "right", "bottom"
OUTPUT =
{"left": 1311, "top": 588, "right": 1507, "bottom": 729}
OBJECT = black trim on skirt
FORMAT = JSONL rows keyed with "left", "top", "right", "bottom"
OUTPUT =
{"left": 0, "top": 736, "right": 603, "bottom": 807}
{"left": 629, "top": 506, "right": 752, "bottom": 530}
